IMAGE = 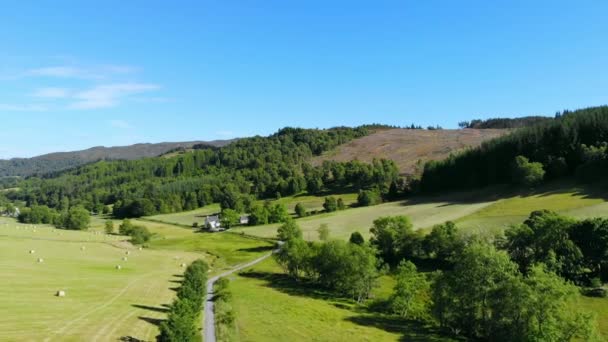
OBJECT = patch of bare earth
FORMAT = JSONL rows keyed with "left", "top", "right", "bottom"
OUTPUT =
{"left": 313, "top": 128, "right": 508, "bottom": 175}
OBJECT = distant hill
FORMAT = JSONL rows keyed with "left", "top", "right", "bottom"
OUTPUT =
{"left": 459, "top": 116, "right": 553, "bottom": 129}
{"left": 0, "top": 139, "right": 235, "bottom": 177}
{"left": 312, "top": 128, "right": 508, "bottom": 175}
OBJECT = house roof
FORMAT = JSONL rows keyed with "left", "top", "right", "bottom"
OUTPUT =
{"left": 205, "top": 215, "right": 220, "bottom": 223}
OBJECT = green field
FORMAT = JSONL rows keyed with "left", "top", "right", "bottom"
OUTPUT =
{"left": 0, "top": 216, "right": 272, "bottom": 341}
{"left": 233, "top": 184, "right": 608, "bottom": 241}
{"left": 232, "top": 197, "right": 496, "bottom": 241}
{"left": 456, "top": 187, "right": 607, "bottom": 234}
{"left": 231, "top": 258, "right": 454, "bottom": 342}
{"left": 144, "top": 193, "right": 359, "bottom": 228}
{"left": 145, "top": 203, "right": 222, "bottom": 226}
{"left": 4, "top": 183, "right": 608, "bottom": 341}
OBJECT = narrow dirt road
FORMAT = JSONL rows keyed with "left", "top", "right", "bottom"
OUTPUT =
{"left": 203, "top": 251, "right": 275, "bottom": 342}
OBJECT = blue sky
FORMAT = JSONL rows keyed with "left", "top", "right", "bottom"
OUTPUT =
{"left": 1, "top": 1, "right": 608, "bottom": 158}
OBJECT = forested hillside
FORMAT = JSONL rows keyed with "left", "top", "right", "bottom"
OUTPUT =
{"left": 0, "top": 140, "right": 233, "bottom": 177}
{"left": 9, "top": 126, "right": 401, "bottom": 218}
{"left": 421, "top": 106, "right": 608, "bottom": 192}
{"left": 459, "top": 116, "right": 553, "bottom": 129}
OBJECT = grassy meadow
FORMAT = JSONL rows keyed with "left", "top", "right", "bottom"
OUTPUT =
{"left": 144, "top": 193, "right": 359, "bottom": 229}
{"left": 0, "top": 217, "right": 203, "bottom": 342}
{"left": 233, "top": 183, "right": 608, "bottom": 241}
{"left": 0, "top": 216, "right": 272, "bottom": 341}
{"left": 4, "top": 182, "right": 608, "bottom": 341}
{"left": 230, "top": 258, "right": 455, "bottom": 342}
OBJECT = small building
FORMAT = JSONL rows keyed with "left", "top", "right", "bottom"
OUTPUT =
{"left": 205, "top": 215, "right": 221, "bottom": 231}
{"left": 239, "top": 215, "right": 250, "bottom": 225}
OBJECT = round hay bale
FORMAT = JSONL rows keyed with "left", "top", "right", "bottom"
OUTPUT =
{"left": 29, "top": 250, "right": 35, "bottom": 254}
{"left": 115, "top": 265, "right": 122, "bottom": 270}
{"left": 122, "top": 257, "right": 128, "bottom": 261}
{"left": 125, "top": 251, "right": 131, "bottom": 255}
{"left": 81, "top": 246, "right": 86, "bottom": 251}
{"left": 180, "top": 263, "right": 186, "bottom": 267}
{"left": 138, "top": 247, "right": 143, "bottom": 251}
{"left": 37, "top": 258, "right": 44, "bottom": 263}
{"left": 56, "top": 290, "right": 66, "bottom": 297}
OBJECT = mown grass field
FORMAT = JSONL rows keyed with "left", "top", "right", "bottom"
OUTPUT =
{"left": 0, "top": 217, "right": 202, "bottom": 342}
{"left": 145, "top": 203, "right": 221, "bottom": 226}
{"left": 144, "top": 193, "right": 359, "bottom": 228}
{"left": 232, "top": 197, "right": 496, "bottom": 241}
{"left": 233, "top": 184, "right": 608, "bottom": 241}
{"left": 455, "top": 186, "right": 607, "bottom": 234}
{"left": 0, "top": 216, "right": 273, "bottom": 341}
{"left": 230, "top": 258, "right": 455, "bottom": 342}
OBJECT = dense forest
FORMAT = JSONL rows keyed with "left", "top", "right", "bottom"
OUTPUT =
{"left": 7, "top": 126, "right": 401, "bottom": 218}
{"left": 422, "top": 106, "right": 608, "bottom": 192}
{"left": 458, "top": 115, "right": 554, "bottom": 129}
{"left": 0, "top": 140, "right": 232, "bottom": 177}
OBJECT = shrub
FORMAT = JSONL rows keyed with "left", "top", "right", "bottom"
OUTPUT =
{"left": 357, "top": 189, "right": 382, "bottom": 206}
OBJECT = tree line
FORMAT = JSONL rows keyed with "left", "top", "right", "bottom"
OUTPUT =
{"left": 458, "top": 115, "right": 554, "bottom": 129}
{"left": 275, "top": 211, "right": 603, "bottom": 341}
{"left": 159, "top": 259, "right": 209, "bottom": 342}
{"left": 422, "top": 106, "right": 608, "bottom": 192}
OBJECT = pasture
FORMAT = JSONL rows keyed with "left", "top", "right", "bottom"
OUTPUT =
{"left": 233, "top": 184, "right": 608, "bottom": 241}
{"left": 144, "top": 193, "right": 359, "bottom": 228}
{"left": 0, "top": 218, "right": 202, "bottom": 341}
{"left": 0, "top": 216, "right": 272, "bottom": 341}
{"left": 232, "top": 197, "right": 496, "bottom": 241}
{"left": 231, "top": 258, "right": 455, "bottom": 342}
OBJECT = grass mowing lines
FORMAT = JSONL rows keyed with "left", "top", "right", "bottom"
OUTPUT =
{"left": 232, "top": 198, "right": 495, "bottom": 241}
{"left": 456, "top": 187, "right": 607, "bottom": 233}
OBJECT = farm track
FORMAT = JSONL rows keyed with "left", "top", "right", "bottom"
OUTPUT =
{"left": 204, "top": 251, "right": 276, "bottom": 342}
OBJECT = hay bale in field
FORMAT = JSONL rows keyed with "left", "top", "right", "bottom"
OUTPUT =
{"left": 116, "top": 265, "right": 122, "bottom": 270}
{"left": 122, "top": 257, "right": 128, "bottom": 261}
{"left": 125, "top": 251, "right": 131, "bottom": 255}
{"left": 29, "top": 250, "right": 35, "bottom": 254}
{"left": 37, "top": 258, "right": 44, "bottom": 263}
{"left": 56, "top": 290, "right": 66, "bottom": 297}
{"left": 81, "top": 246, "right": 86, "bottom": 251}
{"left": 180, "top": 263, "right": 186, "bottom": 267}
{"left": 138, "top": 247, "right": 143, "bottom": 251}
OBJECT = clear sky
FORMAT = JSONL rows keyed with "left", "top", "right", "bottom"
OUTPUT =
{"left": 1, "top": 1, "right": 607, "bottom": 158}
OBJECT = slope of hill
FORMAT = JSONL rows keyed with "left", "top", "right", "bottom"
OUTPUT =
{"left": 0, "top": 139, "right": 234, "bottom": 177}
{"left": 312, "top": 128, "right": 508, "bottom": 175}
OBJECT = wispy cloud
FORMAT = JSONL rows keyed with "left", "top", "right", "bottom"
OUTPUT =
{"left": 69, "top": 83, "right": 160, "bottom": 109}
{"left": 109, "top": 119, "right": 131, "bottom": 129}
{"left": 25, "top": 64, "right": 137, "bottom": 80}
{"left": 0, "top": 103, "right": 47, "bottom": 112}
{"left": 31, "top": 87, "right": 71, "bottom": 98}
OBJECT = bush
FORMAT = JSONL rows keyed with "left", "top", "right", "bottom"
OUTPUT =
{"left": 512, "top": 155, "right": 545, "bottom": 186}
{"left": 323, "top": 197, "right": 338, "bottom": 212}
{"left": 357, "top": 189, "right": 382, "bottom": 207}
{"left": 295, "top": 203, "right": 307, "bottom": 218}
{"left": 60, "top": 206, "right": 90, "bottom": 230}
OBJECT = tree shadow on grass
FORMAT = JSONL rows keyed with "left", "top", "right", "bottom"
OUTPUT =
{"left": 137, "top": 316, "right": 164, "bottom": 327}
{"left": 239, "top": 270, "right": 460, "bottom": 341}
{"left": 236, "top": 245, "right": 275, "bottom": 253}
{"left": 132, "top": 304, "right": 170, "bottom": 313}
{"left": 346, "top": 315, "right": 463, "bottom": 342}
{"left": 119, "top": 336, "right": 145, "bottom": 342}
{"left": 238, "top": 270, "right": 348, "bottom": 303}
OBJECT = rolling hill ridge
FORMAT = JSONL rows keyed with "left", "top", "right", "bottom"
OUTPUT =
{"left": 0, "top": 139, "right": 235, "bottom": 177}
